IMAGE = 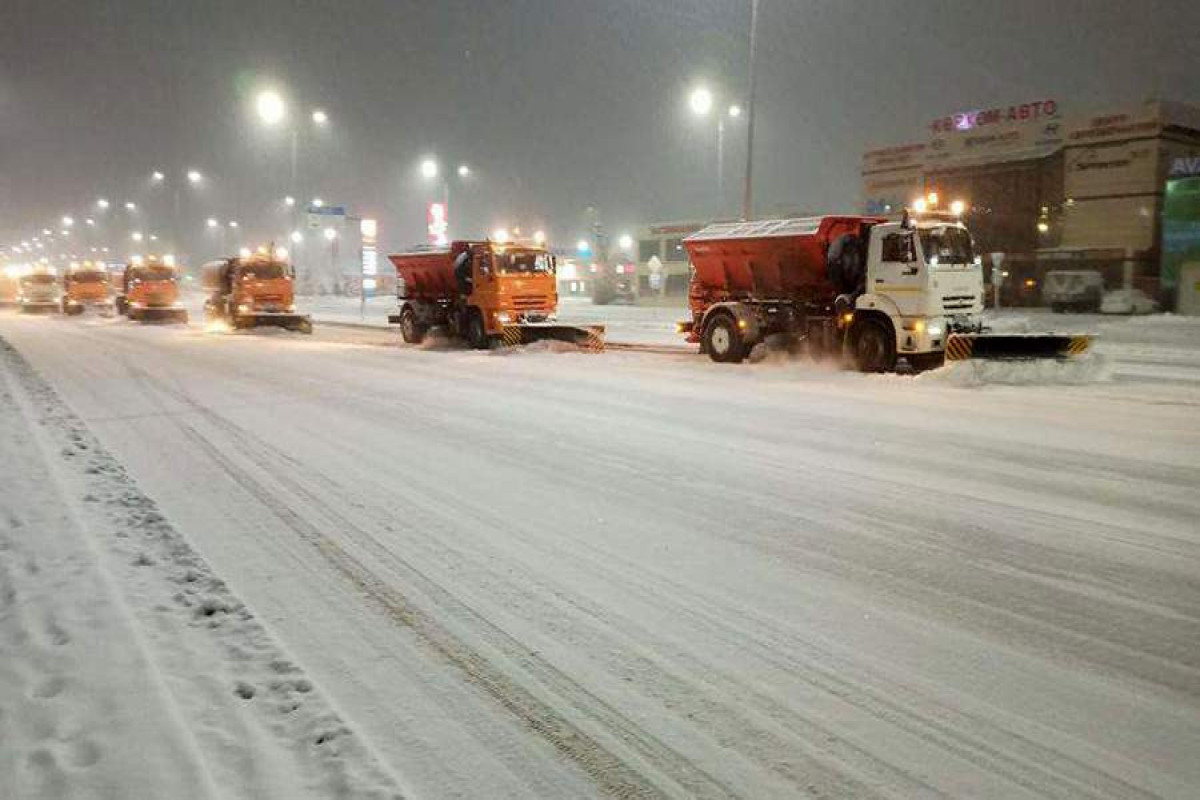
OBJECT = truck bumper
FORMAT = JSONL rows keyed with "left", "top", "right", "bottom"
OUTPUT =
{"left": 500, "top": 323, "right": 606, "bottom": 351}
{"left": 236, "top": 312, "right": 312, "bottom": 333}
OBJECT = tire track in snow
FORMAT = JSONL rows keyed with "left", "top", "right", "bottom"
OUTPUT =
{"left": 122, "top": 365, "right": 718, "bottom": 799}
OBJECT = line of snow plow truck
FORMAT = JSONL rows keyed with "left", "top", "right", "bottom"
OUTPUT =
{"left": 62, "top": 262, "right": 114, "bottom": 316}
{"left": 388, "top": 239, "right": 603, "bottom": 349}
{"left": 115, "top": 257, "right": 188, "bottom": 323}
{"left": 202, "top": 255, "right": 312, "bottom": 333}
{"left": 679, "top": 212, "right": 1093, "bottom": 371}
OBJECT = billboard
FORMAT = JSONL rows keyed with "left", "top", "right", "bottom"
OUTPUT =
{"left": 1162, "top": 160, "right": 1200, "bottom": 296}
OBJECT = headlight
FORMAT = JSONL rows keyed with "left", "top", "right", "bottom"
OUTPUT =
{"left": 237, "top": 303, "right": 252, "bottom": 313}
{"left": 926, "top": 324, "right": 943, "bottom": 337}
{"left": 286, "top": 303, "right": 296, "bottom": 312}
{"left": 495, "top": 311, "right": 512, "bottom": 324}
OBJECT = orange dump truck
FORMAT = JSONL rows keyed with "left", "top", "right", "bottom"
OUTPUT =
{"left": 62, "top": 263, "right": 114, "bottom": 315}
{"left": 115, "top": 257, "right": 188, "bottom": 323}
{"left": 201, "top": 255, "right": 312, "bottom": 333}
{"left": 387, "top": 239, "right": 603, "bottom": 349}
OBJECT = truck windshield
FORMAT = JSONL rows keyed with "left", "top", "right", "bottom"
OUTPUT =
{"left": 26, "top": 274, "right": 56, "bottom": 285}
{"left": 496, "top": 251, "right": 553, "bottom": 275}
{"left": 72, "top": 271, "right": 107, "bottom": 283}
{"left": 130, "top": 266, "right": 175, "bottom": 281}
{"left": 237, "top": 261, "right": 289, "bottom": 280}
{"left": 919, "top": 227, "right": 974, "bottom": 265}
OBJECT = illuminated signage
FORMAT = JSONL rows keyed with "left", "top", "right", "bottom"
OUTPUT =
{"left": 427, "top": 202, "right": 448, "bottom": 246}
{"left": 930, "top": 99, "right": 1059, "bottom": 134}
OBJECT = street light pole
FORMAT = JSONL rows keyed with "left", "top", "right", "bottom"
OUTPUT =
{"left": 717, "top": 117, "right": 725, "bottom": 214}
{"left": 742, "top": 0, "right": 760, "bottom": 221}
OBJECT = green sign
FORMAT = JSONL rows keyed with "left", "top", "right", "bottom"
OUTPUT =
{"left": 1162, "top": 174, "right": 1200, "bottom": 294}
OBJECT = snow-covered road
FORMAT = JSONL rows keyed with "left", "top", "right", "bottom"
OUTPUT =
{"left": 2, "top": 308, "right": 1199, "bottom": 799}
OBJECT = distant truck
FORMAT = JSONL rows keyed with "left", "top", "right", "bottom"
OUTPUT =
{"left": 201, "top": 255, "right": 312, "bottom": 333}
{"left": 680, "top": 213, "right": 1092, "bottom": 371}
{"left": 1042, "top": 270, "right": 1103, "bottom": 313}
{"left": 61, "top": 263, "right": 114, "bottom": 316}
{"left": 387, "top": 239, "right": 603, "bottom": 349}
{"left": 115, "top": 257, "right": 188, "bottom": 323}
{"left": 18, "top": 270, "right": 61, "bottom": 313}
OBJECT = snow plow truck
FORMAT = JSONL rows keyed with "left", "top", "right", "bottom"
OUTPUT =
{"left": 115, "top": 257, "right": 188, "bottom": 323}
{"left": 388, "top": 239, "right": 603, "bottom": 349}
{"left": 18, "top": 269, "right": 61, "bottom": 313}
{"left": 201, "top": 254, "right": 312, "bottom": 333}
{"left": 679, "top": 212, "right": 1093, "bottom": 371}
{"left": 61, "top": 262, "right": 114, "bottom": 316}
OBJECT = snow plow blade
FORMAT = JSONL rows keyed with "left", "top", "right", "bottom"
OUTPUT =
{"left": 240, "top": 313, "right": 313, "bottom": 334}
{"left": 945, "top": 333, "right": 1093, "bottom": 361}
{"left": 500, "top": 323, "right": 605, "bottom": 351}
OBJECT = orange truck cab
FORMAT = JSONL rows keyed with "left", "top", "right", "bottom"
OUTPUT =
{"left": 62, "top": 263, "right": 114, "bottom": 315}
{"left": 387, "top": 239, "right": 602, "bottom": 349}
{"left": 201, "top": 255, "right": 312, "bottom": 333}
{"left": 116, "top": 257, "right": 188, "bottom": 323}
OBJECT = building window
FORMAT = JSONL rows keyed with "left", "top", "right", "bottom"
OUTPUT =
{"left": 638, "top": 239, "right": 660, "bottom": 262}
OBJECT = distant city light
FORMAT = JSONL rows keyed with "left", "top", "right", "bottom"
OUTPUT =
{"left": 85, "top": 218, "right": 95, "bottom": 226}
{"left": 728, "top": 104, "right": 742, "bottom": 118}
{"left": 97, "top": 198, "right": 110, "bottom": 209}
{"left": 275, "top": 247, "right": 289, "bottom": 260}
{"left": 206, "top": 218, "right": 219, "bottom": 228}
{"left": 228, "top": 221, "right": 239, "bottom": 228}
{"left": 239, "top": 247, "right": 252, "bottom": 258}
{"left": 576, "top": 239, "right": 591, "bottom": 254}
{"left": 62, "top": 216, "right": 74, "bottom": 227}
{"left": 312, "top": 197, "right": 324, "bottom": 208}
{"left": 533, "top": 230, "right": 546, "bottom": 245}
{"left": 950, "top": 199, "right": 967, "bottom": 216}
{"left": 125, "top": 201, "right": 136, "bottom": 211}
{"left": 457, "top": 164, "right": 470, "bottom": 178}
{"left": 152, "top": 171, "right": 165, "bottom": 182}
{"left": 284, "top": 196, "right": 296, "bottom": 206}
{"left": 311, "top": 109, "right": 328, "bottom": 125}
{"left": 912, "top": 197, "right": 928, "bottom": 213}
{"left": 323, "top": 227, "right": 337, "bottom": 241}
{"left": 618, "top": 233, "right": 633, "bottom": 250}
{"left": 163, "top": 254, "right": 176, "bottom": 267}
{"left": 131, "top": 232, "right": 144, "bottom": 242}
{"left": 491, "top": 228, "right": 510, "bottom": 243}
{"left": 289, "top": 230, "right": 303, "bottom": 244}
{"left": 187, "top": 169, "right": 202, "bottom": 184}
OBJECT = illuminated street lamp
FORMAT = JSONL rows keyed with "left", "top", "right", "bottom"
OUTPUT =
{"left": 125, "top": 201, "right": 137, "bottom": 212}
{"left": 187, "top": 169, "right": 203, "bottom": 184}
{"left": 85, "top": 218, "right": 95, "bottom": 226}
{"left": 689, "top": 86, "right": 714, "bottom": 116}
{"left": 688, "top": 85, "right": 741, "bottom": 214}
{"left": 323, "top": 227, "right": 337, "bottom": 241}
{"left": 457, "top": 164, "right": 470, "bottom": 178}
{"left": 420, "top": 158, "right": 438, "bottom": 180}
{"left": 131, "top": 232, "right": 144, "bottom": 242}
{"left": 228, "top": 221, "right": 239, "bottom": 229}
{"left": 206, "top": 218, "right": 219, "bottom": 228}
{"left": 618, "top": 233, "right": 633, "bottom": 251}
{"left": 97, "top": 198, "right": 110, "bottom": 210}
{"left": 312, "top": 197, "right": 324, "bottom": 208}
{"left": 284, "top": 196, "right": 296, "bottom": 207}
{"left": 256, "top": 89, "right": 286, "bottom": 126}
{"left": 311, "top": 109, "right": 328, "bottom": 125}
{"left": 62, "top": 216, "right": 74, "bottom": 227}
{"left": 290, "top": 230, "right": 304, "bottom": 244}
{"left": 152, "top": 170, "right": 165, "bottom": 182}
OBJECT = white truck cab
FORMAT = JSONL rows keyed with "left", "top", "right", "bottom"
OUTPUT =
{"left": 853, "top": 217, "right": 984, "bottom": 367}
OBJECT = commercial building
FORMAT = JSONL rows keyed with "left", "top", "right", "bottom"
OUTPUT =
{"left": 862, "top": 99, "right": 1200, "bottom": 307}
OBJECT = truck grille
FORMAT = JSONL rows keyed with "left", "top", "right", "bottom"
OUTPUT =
{"left": 511, "top": 294, "right": 548, "bottom": 310}
{"left": 942, "top": 294, "right": 977, "bottom": 312}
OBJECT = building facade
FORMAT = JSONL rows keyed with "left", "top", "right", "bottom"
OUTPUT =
{"left": 862, "top": 99, "right": 1200, "bottom": 305}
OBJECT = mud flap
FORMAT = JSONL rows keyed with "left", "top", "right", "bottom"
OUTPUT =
{"left": 500, "top": 324, "right": 605, "bottom": 351}
{"left": 945, "top": 333, "right": 1093, "bottom": 361}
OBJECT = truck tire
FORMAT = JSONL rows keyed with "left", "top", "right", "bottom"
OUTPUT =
{"left": 851, "top": 318, "right": 895, "bottom": 373}
{"left": 466, "top": 309, "right": 490, "bottom": 350}
{"left": 703, "top": 314, "right": 745, "bottom": 363}
{"left": 399, "top": 307, "right": 426, "bottom": 344}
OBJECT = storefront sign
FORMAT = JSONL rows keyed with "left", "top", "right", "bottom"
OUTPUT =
{"left": 930, "top": 100, "right": 1059, "bottom": 134}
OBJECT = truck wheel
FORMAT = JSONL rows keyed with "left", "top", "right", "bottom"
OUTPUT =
{"left": 703, "top": 314, "right": 745, "bottom": 363}
{"left": 399, "top": 307, "right": 426, "bottom": 344}
{"left": 852, "top": 319, "right": 895, "bottom": 373}
{"left": 466, "top": 310, "right": 490, "bottom": 350}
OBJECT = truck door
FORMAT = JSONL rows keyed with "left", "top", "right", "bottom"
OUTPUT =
{"left": 868, "top": 226, "right": 924, "bottom": 317}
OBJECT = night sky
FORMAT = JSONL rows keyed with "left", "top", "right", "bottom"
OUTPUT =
{"left": 2, "top": 0, "right": 1198, "bottom": 259}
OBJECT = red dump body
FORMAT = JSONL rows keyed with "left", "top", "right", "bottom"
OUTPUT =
{"left": 388, "top": 241, "right": 480, "bottom": 302}
{"left": 685, "top": 216, "right": 885, "bottom": 309}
